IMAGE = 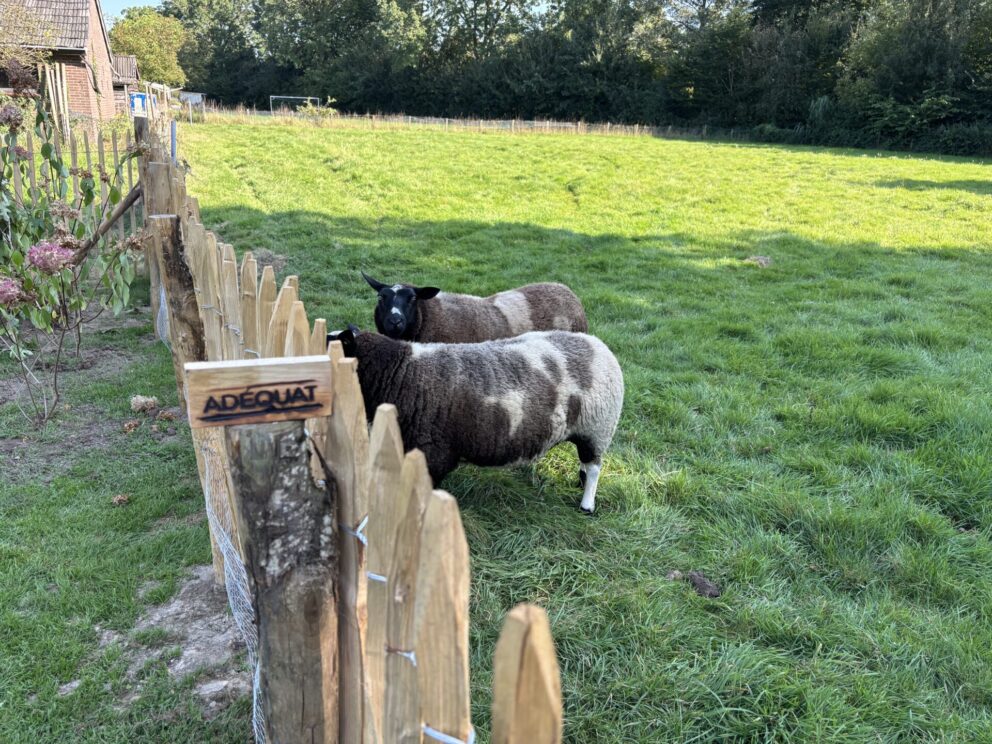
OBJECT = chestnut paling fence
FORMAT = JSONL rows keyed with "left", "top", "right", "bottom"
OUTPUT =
{"left": 8, "top": 127, "right": 144, "bottom": 248}
{"left": 137, "top": 128, "right": 564, "bottom": 743}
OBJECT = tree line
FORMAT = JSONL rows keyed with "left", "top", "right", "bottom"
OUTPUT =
{"left": 127, "top": 1, "right": 992, "bottom": 155}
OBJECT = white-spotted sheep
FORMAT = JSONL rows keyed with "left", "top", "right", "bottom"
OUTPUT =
{"left": 330, "top": 327, "right": 623, "bottom": 513}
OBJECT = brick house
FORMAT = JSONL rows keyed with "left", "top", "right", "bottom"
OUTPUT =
{"left": 14, "top": 0, "right": 117, "bottom": 127}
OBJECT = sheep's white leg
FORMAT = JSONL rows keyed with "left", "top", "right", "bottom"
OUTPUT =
{"left": 580, "top": 462, "right": 601, "bottom": 514}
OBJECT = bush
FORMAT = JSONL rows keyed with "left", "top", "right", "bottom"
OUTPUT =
{"left": 0, "top": 59, "right": 140, "bottom": 424}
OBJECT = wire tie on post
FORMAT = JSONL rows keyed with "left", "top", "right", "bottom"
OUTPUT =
{"left": 386, "top": 647, "right": 417, "bottom": 667}
{"left": 367, "top": 571, "right": 387, "bottom": 583}
{"left": 423, "top": 724, "right": 476, "bottom": 744}
{"left": 341, "top": 514, "right": 368, "bottom": 546}
{"left": 244, "top": 349, "right": 260, "bottom": 357}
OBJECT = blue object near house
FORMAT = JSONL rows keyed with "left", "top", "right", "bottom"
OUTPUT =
{"left": 129, "top": 92, "right": 148, "bottom": 117}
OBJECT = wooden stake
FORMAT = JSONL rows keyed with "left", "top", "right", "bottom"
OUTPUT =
{"left": 97, "top": 132, "right": 109, "bottom": 229}
{"left": 219, "top": 247, "right": 242, "bottom": 360}
{"left": 226, "top": 421, "right": 340, "bottom": 743}
{"left": 25, "top": 131, "right": 37, "bottom": 201}
{"left": 146, "top": 216, "right": 205, "bottom": 406}
{"left": 125, "top": 131, "right": 136, "bottom": 234}
{"left": 147, "top": 214, "right": 231, "bottom": 585}
{"left": 240, "top": 255, "right": 258, "bottom": 357}
{"left": 69, "top": 132, "right": 79, "bottom": 204}
{"left": 143, "top": 161, "right": 174, "bottom": 336}
{"left": 204, "top": 232, "right": 226, "bottom": 359}
{"left": 415, "top": 490, "right": 471, "bottom": 742}
{"left": 366, "top": 403, "right": 406, "bottom": 740}
{"left": 383, "top": 450, "right": 434, "bottom": 744}
{"left": 327, "top": 356, "right": 371, "bottom": 743}
{"left": 310, "top": 319, "right": 327, "bottom": 356}
{"left": 492, "top": 605, "right": 563, "bottom": 744}
{"left": 265, "top": 281, "right": 297, "bottom": 358}
{"left": 112, "top": 132, "right": 124, "bottom": 240}
{"left": 284, "top": 301, "right": 310, "bottom": 357}
{"left": 257, "top": 265, "right": 277, "bottom": 356}
{"left": 187, "top": 222, "right": 223, "bottom": 361}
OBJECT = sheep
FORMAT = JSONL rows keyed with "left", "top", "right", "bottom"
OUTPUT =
{"left": 361, "top": 272, "right": 588, "bottom": 343}
{"left": 328, "top": 326, "right": 623, "bottom": 513}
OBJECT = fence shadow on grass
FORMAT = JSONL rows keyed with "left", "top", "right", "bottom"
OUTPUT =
{"left": 875, "top": 179, "right": 992, "bottom": 196}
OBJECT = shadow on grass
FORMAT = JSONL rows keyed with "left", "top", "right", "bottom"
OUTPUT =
{"left": 197, "top": 206, "right": 992, "bottom": 530}
{"left": 876, "top": 178, "right": 992, "bottom": 196}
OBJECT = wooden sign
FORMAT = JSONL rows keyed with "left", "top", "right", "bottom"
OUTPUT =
{"left": 185, "top": 356, "right": 333, "bottom": 429}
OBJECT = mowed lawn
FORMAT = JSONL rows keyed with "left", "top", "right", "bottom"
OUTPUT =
{"left": 3, "top": 121, "right": 992, "bottom": 742}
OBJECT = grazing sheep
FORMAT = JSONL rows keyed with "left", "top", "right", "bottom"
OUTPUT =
{"left": 361, "top": 272, "right": 588, "bottom": 343}
{"left": 329, "top": 326, "right": 623, "bottom": 513}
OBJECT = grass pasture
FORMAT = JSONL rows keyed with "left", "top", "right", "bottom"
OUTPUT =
{"left": 3, "top": 121, "right": 992, "bottom": 741}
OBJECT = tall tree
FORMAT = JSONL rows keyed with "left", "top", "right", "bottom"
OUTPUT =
{"left": 109, "top": 8, "right": 187, "bottom": 86}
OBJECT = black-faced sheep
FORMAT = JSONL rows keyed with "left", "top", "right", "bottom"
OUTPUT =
{"left": 329, "top": 327, "right": 623, "bottom": 513}
{"left": 361, "top": 272, "right": 588, "bottom": 343}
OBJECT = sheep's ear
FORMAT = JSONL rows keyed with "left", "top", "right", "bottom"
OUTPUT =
{"left": 415, "top": 286, "right": 441, "bottom": 300}
{"left": 347, "top": 323, "right": 361, "bottom": 334}
{"left": 331, "top": 327, "right": 358, "bottom": 357}
{"left": 362, "top": 271, "right": 387, "bottom": 292}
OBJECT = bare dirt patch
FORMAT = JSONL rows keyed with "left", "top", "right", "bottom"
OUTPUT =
{"left": 1, "top": 403, "right": 120, "bottom": 483}
{"left": 253, "top": 248, "right": 289, "bottom": 275}
{"left": 121, "top": 565, "right": 250, "bottom": 715}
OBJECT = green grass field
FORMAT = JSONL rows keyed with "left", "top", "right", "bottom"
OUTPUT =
{"left": 3, "top": 121, "right": 992, "bottom": 742}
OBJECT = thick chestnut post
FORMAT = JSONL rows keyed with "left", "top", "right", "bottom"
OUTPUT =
{"left": 146, "top": 215, "right": 204, "bottom": 407}
{"left": 226, "top": 420, "right": 340, "bottom": 743}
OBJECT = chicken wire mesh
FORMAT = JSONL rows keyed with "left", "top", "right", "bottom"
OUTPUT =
{"left": 201, "top": 452, "right": 266, "bottom": 743}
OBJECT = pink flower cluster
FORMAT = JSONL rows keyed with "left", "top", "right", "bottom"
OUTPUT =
{"left": 27, "top": 241, "right": 76, "bottom": 274}
{"left": 0, "top": 277, "right": 22, "bottom": 307}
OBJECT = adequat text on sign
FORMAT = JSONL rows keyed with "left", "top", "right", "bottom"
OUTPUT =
{"left": 184, "top": 356, "right": 333, "bottom": 428}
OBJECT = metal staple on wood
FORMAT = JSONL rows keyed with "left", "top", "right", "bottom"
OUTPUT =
{"left": 423, "top": 724, "right": 476, "bottom": 744}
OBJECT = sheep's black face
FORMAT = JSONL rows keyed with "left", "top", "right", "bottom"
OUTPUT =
{"left": 375, "top": 285, "right": 418, "bottom": 339}
{"left": 362, "top": 272, "right": 440, "bottom": 340}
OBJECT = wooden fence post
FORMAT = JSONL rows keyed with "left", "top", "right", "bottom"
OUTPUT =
{"left": 383, "top": 450, "right": 433, "bottom": 744}
{"left": 226, "top": 420, "right": 340, "bottom": 743}
{"left": 492, "top": 605, "right": 563, "bottom": 744}
{"left": 240, "top": 253, "right": 258, "bottom": 357}
{"left": 415, "top": 490, "right": 471, "bottom": 742}
{"left": 146, "top": 213, "right": 226, "bottom": 585}
{"left": 365, "top": 404, "right": 405, "bottom": 740}
{"left": 265, "top": 279, "right": 298, "bottom": 357}
{"left": 146, "top": 215, "right": 204, "bottom": 407}
{"left": 327, "top": 355, "right": 371, "bottom": 742}
{"left": 142, "top": 161, "right": 175, "bottom": 338}
{"left": 257, "top": 265, "right": 277, "bottom": 355}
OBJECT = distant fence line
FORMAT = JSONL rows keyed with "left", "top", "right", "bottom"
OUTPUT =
{"left": 201, "top": 104, "right": 749, "bottom": 141}
{"left": 9, "top": 127, "right": 143, "bottom": 249}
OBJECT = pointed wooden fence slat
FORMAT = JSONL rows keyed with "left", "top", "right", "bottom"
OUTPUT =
{"left": 265, "top": 279, "right": 297, "bottom": 358}
{"left": 257, "top": 265, "right": 277, "bottom": 356}
{"left": 492, "top": 605, "right": 563, "bottom": 744}
{"left": 327, "top": 354, "right": 371, "bottom": 743}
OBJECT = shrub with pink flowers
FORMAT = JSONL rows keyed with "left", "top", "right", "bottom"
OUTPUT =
{"left": 1, "top": 58, "right": 140, "bottom": 424}
{"left": 26, "top": 241, "right": 76, "bottom": 274}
